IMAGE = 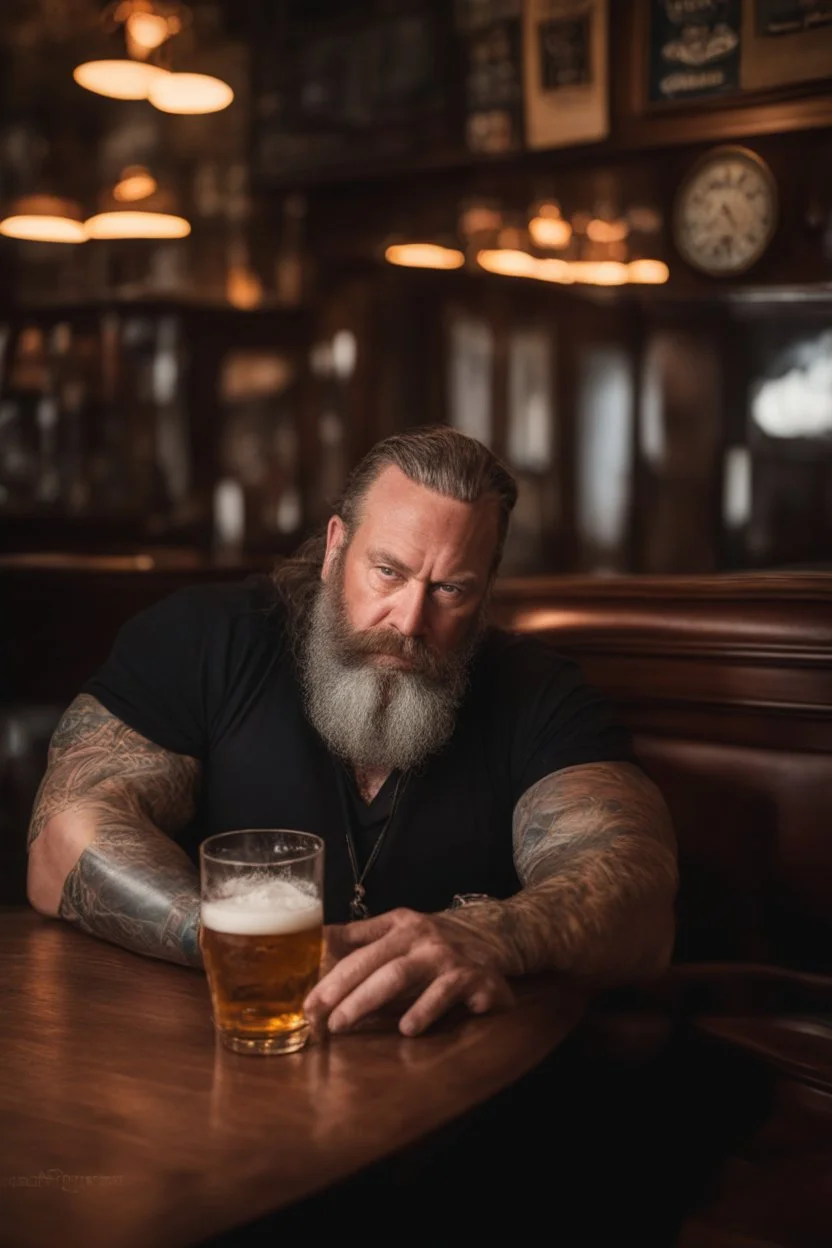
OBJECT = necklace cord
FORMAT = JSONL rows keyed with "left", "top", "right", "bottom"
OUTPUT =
{"left": 334, "top": 764, "right": 409, "bottom": 916}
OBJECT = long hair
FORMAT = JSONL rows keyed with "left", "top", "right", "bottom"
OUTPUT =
{"left": 272, "top": 425, "right": 518, "bottom": 625}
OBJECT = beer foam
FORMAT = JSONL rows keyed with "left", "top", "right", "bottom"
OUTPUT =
{"left": 201, "top": 879, "right": 322, "bottom": 936}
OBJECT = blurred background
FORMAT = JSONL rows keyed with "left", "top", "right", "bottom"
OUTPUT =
{"left": 0, "top": 0, "right": 829, "bottom": 579}
{"left": 1, "top": 1, "right": 832, "bottom": 901}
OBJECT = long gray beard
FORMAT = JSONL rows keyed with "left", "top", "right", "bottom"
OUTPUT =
{"left": 299, "top": 580, "right": 478, "bottom": 774}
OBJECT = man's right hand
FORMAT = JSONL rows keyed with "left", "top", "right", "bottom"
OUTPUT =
{"left": 304, "top": 906, "right": 515, "bottom": 1038}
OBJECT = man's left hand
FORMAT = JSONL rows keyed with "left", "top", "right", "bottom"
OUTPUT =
{"left": 303, "top": 907, "right": 515, "bottom": 1037}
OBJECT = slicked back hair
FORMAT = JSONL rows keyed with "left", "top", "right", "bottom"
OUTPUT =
{"left": 272, "top": 425, "right": 517, "bottom": 625}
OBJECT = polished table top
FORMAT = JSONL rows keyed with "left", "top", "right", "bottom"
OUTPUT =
{"left": 0, "top": 908, "right": 585, "bottom": 1248}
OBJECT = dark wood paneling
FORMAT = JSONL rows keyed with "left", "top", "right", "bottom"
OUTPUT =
{"left": 492, "top": 572, "right": 832, "bottom": 969}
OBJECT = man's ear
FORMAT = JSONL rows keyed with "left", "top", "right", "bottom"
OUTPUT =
{"left": 322, "top": 515, "right": 346, "bottom": 581}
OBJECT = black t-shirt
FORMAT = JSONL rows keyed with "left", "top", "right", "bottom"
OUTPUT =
{"left": 82, "top": 577, "right": 633, "bottom": 922}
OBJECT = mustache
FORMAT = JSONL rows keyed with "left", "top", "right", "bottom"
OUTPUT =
{"left": 335, "top": 626, "right": 450, "bottom": 683}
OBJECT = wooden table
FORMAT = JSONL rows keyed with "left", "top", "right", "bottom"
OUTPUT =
{"left": 0, "top": 908, "right": 585, "bottom": 1248}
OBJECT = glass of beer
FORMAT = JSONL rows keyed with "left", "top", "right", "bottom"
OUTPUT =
{"left": 200, "top": 829, "right": 324, "bottom": 1055}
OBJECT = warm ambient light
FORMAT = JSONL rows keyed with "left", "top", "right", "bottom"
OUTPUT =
{"left": 568, "top": 261, "right": 629, "bottom": 285}
{"left": 476, "top": 249, "right": 573, "bottom": 283}
{"left": 628, "top": 258, "right": 669, "bottom": 284}
{"left": 0, "top": 196, "right": 86, "bottom": 243}
{"left": 0, "top": 214, "right": 86, "bottom": 243}
{"left": 528, "top": 215, "right": 572, "bottom": 249}
{"left": 73, "top": 59, "right": 168, "bottom": 100}
{"left": 112, "top": 166, "right": 158, "bottom": 202}
{"left": 147, "top": 72, "right": 233, "bottom": 114}
{"left": 585, "top": 217, "right": 630, "bottom": 244}
{"left": 84, "top": 210, "right": 191, "bottom": 239}
{"left": 384, "top": 243, "right": 465, "bottom": 270}
{"left": 477, "top": 248, "right": 535, "bottom": 278}
{"left": 126, "top": 10, "right": 178, "bottom": 51}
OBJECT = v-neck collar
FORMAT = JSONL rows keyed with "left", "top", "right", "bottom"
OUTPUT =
{"left": 340, "top": 764, "right": 401, "bottom": 818}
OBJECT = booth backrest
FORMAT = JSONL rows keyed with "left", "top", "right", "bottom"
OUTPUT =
{"left": 491, "top": 573, "right": 832, "bottom": 974}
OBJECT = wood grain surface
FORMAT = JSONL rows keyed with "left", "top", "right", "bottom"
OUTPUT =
{"left": 0, "top": 907, "right": 583, "bottom": 1248}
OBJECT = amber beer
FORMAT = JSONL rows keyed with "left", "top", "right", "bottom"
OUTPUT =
{"left": 200, "top": 830, "right": 325, "bottom": 1055}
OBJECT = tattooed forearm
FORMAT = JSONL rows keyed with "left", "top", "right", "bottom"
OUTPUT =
{"left": 59, "top": 824, "right": 202, "bottom": 967}
{"left": 28, "top": 695, "right": 203, "bottom": 968}
{"left": 444, "top": 762, "right": 678, "bottom": 987}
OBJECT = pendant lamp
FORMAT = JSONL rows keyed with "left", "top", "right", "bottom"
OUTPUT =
{"left": 73, "top": 1, "right": 233, "bottom": 115}
{"left": 72, "top": 1, "right": 179, "bottom": 100}
{"left": 85, "top": 173, "right": 190, "bottom": 240}
{"left": 0, "top": 194, "right": 87, "bottom": 244}
{"left": 384, "top": 243, "right": 464, "bottom": 270}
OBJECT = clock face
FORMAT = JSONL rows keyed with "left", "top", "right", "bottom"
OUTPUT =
{"left": 673, "top": 147, "right": 777, "bottom": 276}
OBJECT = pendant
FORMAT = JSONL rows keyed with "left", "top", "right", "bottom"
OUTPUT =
{"left": 349, "top": 884, "right": 369, "bottom": 921}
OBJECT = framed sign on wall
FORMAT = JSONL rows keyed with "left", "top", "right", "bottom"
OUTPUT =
{"left": 522, "top": 0, "right": 609, "bottom": 150}
{"left": 615, "top": 0, "right": 832, "bottom": 149}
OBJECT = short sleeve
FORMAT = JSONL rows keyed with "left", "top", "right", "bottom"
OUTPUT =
{"left": 81, "top": 580, "right": 281, "bottom": 759}
{"left": 81, "top": 586, "right": 218, "bottom": 757}
{"left": 489, "top": 635, "right": 634, "bottom": 803}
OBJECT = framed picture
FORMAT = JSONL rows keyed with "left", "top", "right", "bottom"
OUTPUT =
{"left": 523, "top": 0, "right": 609, "bottom": 150}
{"left": 616, "top": 0, "right": 832, "bottom": 149}
{"left": 741, "top": 1, "right": 832, "bottom": 91}
{"left": 646, "top": 0, "right": 742, "bottom": 106}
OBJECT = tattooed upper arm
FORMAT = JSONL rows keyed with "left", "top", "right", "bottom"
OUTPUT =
{"left": 28, "top": 693, "right": 200, "bottom": 850}
{"left": 512, "top": 761, "right": 678, "bottom": 891}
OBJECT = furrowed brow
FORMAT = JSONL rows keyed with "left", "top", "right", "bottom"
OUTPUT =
{"left": 367, "top": 547, "right": 478, "bottom": 587}
{"left": 367, "top": 548, "right": 415, "bottom": 576}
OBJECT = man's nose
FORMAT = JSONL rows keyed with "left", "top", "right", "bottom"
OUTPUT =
{"left": 391, "top": 581, "right": 428, "bottom": 636}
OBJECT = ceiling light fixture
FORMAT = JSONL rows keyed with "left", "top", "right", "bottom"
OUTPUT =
{"left": 85, "top": 174, "right": 190, "bottom": 239}
{"left": 0, "top": 195, "right": 87, "bottom": 244}
{"left": 126, "top": 7, "right": 181, "bottom": 52}
{"left": 72, "top": 1, "right": 176, "bottom": 99}
{"left": 529, "top": 215, "right": 573, "bottom": 249}
{"left": 628, "top": 259, "right": 670, "bottom": 284}
{"left": 585, "top": 217, "right": 630, "bottom": 244}
{"left": 72, "top": 59, "right": 168, "bottom": 101}
{"left": 528, "top": 202, "right": 572, "bottom": 250}
{"left": 112, "top": 165, "right": 158, "bottom": 202}
{"left": 476, "top": 249, "right": 573, "bottom": 284}
{"left": 568, "top": 260, "right": 629, "bottom": 285}
{"left": 147, "top": 71, "right": 233, "bottom": 114}
{"left": 73, "top": 2, "right": 233, "bottom": 114}
{"left": 85, "top": 210, "right": 190, "bottom": 239}
{"left": 384, "top": 243, "right": 465, "bottom": 270}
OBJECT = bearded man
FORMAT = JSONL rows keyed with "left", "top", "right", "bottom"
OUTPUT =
{"left": 26, "top": 426, "right": 677, "bottom": 1037}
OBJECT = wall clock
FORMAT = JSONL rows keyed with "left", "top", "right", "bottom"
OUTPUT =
{"left": 673, "top": 146, "right": 778, "bottom": 277}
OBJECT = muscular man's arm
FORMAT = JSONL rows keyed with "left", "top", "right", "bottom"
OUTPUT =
{"left": 304, "top": 760, "right": 677, "bottom": 1037}
{"left": 27, "top": 694, "right": 203, "bottom": 967}
{"left": 446, "top": 761, "right": 678, "bottom": 986}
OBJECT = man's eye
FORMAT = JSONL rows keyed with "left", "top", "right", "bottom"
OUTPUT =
{"left": 377, "top": 566, "right": 397, "bottom": 579}
{"left": 436, "top": 583, "right": 462, "bottom": 597}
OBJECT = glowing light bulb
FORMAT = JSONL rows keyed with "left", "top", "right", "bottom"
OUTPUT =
{"left": 73, "top": 59, "right": 168, "bottom": 100}
{"left": 567, "top": 261, "right": 629, "bottom": 285}
{"left": 528, "top": 215, "right": 573, "bottom": 249}
{"left": 112, "top": 167, "right": 158, "bottom": 202}
{"left": 585, "top": 218, "right": 630, "bottom": 244}
{"left": 384, "top": 243, "right": 464, "bottom": 270}
{"left": 126, "top": 11, "right": 172, "bottom": 51}
{"left": 84, "top": 211, "right": 191, "bottom": 239}
{"left": 628, "top": 259, "right": 669, "bottom": 284}
{"left": 0, "top": 196, "right": 86, "bottom": 243}
{"left": 0, "top": 215, "right": 86, "bottom": 243}
{"left": 148, "top": 72, "right": 233, "bottom": 115}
